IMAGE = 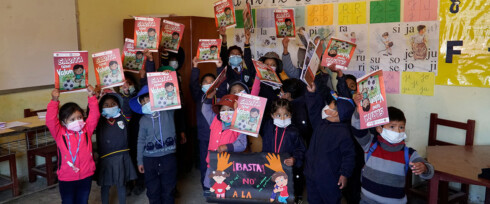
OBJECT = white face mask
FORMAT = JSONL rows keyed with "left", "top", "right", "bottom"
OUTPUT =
{"left": 273, "top": 118, "right": 291, "bottom": 128}
{"left": 169, "top": 61, "right": 179, "bottom": 69}
{"left": 220, "top": 110, "right": 234, "bottom": 123}
{"left": 380, "top": 128, "right": 407, "bottom": 144}
{"left": 321, "top": 105, "right": 332, "bottom": 119}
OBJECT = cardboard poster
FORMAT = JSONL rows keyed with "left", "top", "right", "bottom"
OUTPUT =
{"left": 53, "top": 51, "right": 89, "bottom": 93}
{"left": 147, "top": 71, "right": 182, "bottom": 111}
{"left": 356, "top": 70, "right": 389, "bottom": 129}
{"left": 92, "top": 49, "right": 125, "bottom": 88}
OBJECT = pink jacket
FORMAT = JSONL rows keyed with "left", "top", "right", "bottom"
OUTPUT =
{"left": 206, "top": 116, "right": 241, "bottom": 167}
{"left": 46, "top": 96, "right": 100, "bottom": 181}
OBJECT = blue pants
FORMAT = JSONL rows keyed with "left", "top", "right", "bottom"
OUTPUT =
{"left": 278, "top": 196, "right": 288, "bottom": 203}
{"left": 198, "top": 139, "right": 209, "bottom": 190}
{"left": 59, "top": 176, "right": 92, "bottom": 204}
{"left": 306, "top": 177, "right": 341, "bottom": 204}
{"left": 143, "top": 154, "right": 177, "bottom": 204}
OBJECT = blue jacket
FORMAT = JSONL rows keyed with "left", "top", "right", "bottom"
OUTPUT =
{"left": 290, "top": 95, "right": 312, "bottom": 143}
{"left": 217, "top": 43, "right": 256, "bottom": 98}
{"left": 190, "top": 68, "right": 211, "bottom": 141}
{"left": 261, "top": 120, "right": 306, "bottom": 168}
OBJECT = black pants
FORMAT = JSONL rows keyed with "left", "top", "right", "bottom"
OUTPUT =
{"left": 198, "top": 139, "right": 209, "bottom": 190}
{"left": 59, "top": 176, "right": 92, "bottom": 204}
{"left": 143, "top": 154, "right": 177, "bottom": 204}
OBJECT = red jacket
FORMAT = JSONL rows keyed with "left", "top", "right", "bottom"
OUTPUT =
{"left": 46, "top": 96, "right": 100, "bottom": 181}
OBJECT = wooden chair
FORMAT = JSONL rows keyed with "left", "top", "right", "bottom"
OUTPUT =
{"left": 0, "top": 148, "right": 19, "bottom": 197}
{"left": 24, "top": 108, "right": 58, "bottom": 186}
{"left": 406, "top": 113, "right": 475, "bottom": 204}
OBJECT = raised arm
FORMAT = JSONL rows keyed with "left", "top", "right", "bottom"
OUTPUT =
{"left": 46, "top": 89, "right": 62, "bottom": 141}
{"left": 85, "top": 94, "right": 101, "bottom": 135}
{"left": 190, "top": 58, "right": 203, "bottom": 102}
{"left": 219, "top": 27, "right": 229, "bottom": 66}
{"left": 305, "top": 84, "right": 325, "bottom": 130}
{"left": 201, "top": 98, "right": 216, "bottom": 126}
{"left": 282, "top": 38, "right": 301, "bottom": 79}
{"left": 243, "top": 29, "right": 256, "bottom": 79}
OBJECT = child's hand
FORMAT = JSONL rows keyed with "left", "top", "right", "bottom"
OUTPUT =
{"left": 192, "top": 56, "right": 199, "bottom": 68}
{"left": 244, "top": 29, "right": 251, "bottom": 44}
{"left": 139, "top": 68, "right": 146, "bottom": 79}
{"left": 209, "top": 188, "right": 215, "bottom": 192}
{"left": 410, "top": 162, "right": 428, "bottom": 175}
{"left": 282, "top": 37, "right": 290, "bottom": 55}
{"left": 353, "top": 93, "right": 362, "bottom": 105}
{"left": 306, "top": 82, "right": 316, "bottom": 93}
{"left": 87, "top": 85, "right": 95, "bottom": 96}
{"left": 121, "top": 81, "right": 130, "bottom": 95}
{"left": 138, "top": 165, "right": 144, "bottom": 173}
{"left": 338, "top": 175, "right": 347, "bottom": 189}
{"left": 206, "top": 89, "right": 216, "bottom": 99}
{"left": 180, "top": 132, "right": 187, "bottom": 144}
{"left": 283, "top": 157, "right": 295, "bottom": 167}
{"left": 217, "top": 145, "right": 228, "bottom": 153}
{"left": 143, "top": 49, "right": 153, "bottom": 61}
{"left": 215, "top": 58, "right": 223, "bottom": 68}
{"left": 226, "top": 185, "right": 231, "bottom": 190}
{"left": 219, "top": 26, "right": 227, "bottom": 42}
{"left": 51, "top": 89, "right": 60, "bottom": 101}
{"left": 327, "top": 63, "right": 343, "bottom": 77}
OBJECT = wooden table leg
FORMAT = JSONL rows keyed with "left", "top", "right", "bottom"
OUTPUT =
{"left": 429, "top": 172, "right": 440, "bottom": 204}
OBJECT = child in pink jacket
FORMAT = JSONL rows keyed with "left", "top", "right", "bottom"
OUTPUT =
{"left": 46, "top": 86, "right": 100, "bottom": 203}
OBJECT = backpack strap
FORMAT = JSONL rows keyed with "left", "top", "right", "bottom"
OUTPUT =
{"left": 404, "top": 146, "right": 409, "bottom": 174}
{"left": 365, "top": 142, "right": 378, "bottom": 163}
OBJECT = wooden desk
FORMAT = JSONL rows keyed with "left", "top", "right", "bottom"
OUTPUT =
{"left": 0, "top": 116, "right": 46, "bottom": 138}
{"left": 427, "top": 145, "right": 490, "bottom": 204}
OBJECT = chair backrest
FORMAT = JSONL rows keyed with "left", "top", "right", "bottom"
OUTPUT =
{"left": 428, "top": 113, "right": 475, "bottom": 146}
{"left": 24, "top": 108, "right": 47, "bottom": 117}
{"left": 24, "top": 108, "right": 51, "bottom": 149}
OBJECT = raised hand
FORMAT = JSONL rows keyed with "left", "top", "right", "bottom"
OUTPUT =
{"left": 193, "top": 56, "right": 199, "bottom": 68}
{"left": 51, "top": 89, "right": 60, "bottom": 101}
{"left": 282, "top": 37, "right": 290, "bottom": 55}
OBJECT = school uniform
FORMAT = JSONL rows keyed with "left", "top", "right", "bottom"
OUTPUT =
{"left": 289, "top": 96, "right": 313, "bottom": 146}
{"left": 216, "top": 43, "right": 256, "bottom": 98}
{"left": 261, "top": 120, "right": 305, "bottom": 168}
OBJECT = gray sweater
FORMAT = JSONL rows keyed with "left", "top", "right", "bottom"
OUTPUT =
{"left": 137, "top": 110, "right": 176, "bottom": 165}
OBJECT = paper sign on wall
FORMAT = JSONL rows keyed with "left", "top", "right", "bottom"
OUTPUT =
{"left": 401, "top": 72, "right": 434, "bottom": 96}
{"left": 383, "top": 71, "right": 400, "bottom": 94}
{"left": 370, "top": 0, "right": 401, "bottom": 24}
{"left": 306, "top": 4, "right": 334, "bottom": 26}
{"left": 403, "top": 0, "right": 438, "bottom": 22}
{"left": 338, "top": 1, "right": 367, "bottom": 25}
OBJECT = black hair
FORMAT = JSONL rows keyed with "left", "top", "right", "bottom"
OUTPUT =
{"left": 285, "top": 18, "right": 291, "bottom": 23}
{"left": 165, "top": 82, "right": 174, "bottom": 88}
{"left": 382, "top": 32, "right": 389, "bottom": 37}
{"left": 388, "top": 106, "right": 406, "bottom": 123}
{"left": 417, "top": 25, "right": 426, "bottom": 32}
{"left": 138, "top": 93, "right": 150, "bottom": 104}
{"left": 109, "top": 61, "right": 118, "bottom": 67}
{"left": 228, "top": 45, "right": 243, "bottom": 56}
{"left": 210, "top": 45, "right": 218, "bottom": 49}
{"left": 271, "top": 99, "right": 292, "bottom": 116}
{"left": 362, "top": 98, "right": 371, "bottom": 112}
{"left": 73, "top": 64, "right": 84, "bottom": 71}
{"left": 98, "top": 94, "right": 121, "bottom": 112}
{"left": 148, "top": 28, "right": 156, "bottom": 33}
{"left": 328, "top": 49, "right": 337, "bottom": 57}
{"left": 136, "top": 51, "right": 144, "bottom": 56}
{"left": 345, "top": 74, "right": 357, "bottom": 83}
{"left": 172, "top": 32, "right": 179, "bottom": 37}
{"left": 281, "top": 78, "right": 305, "bottom": 99}
{"left": 59, "top": 102, "right": 84, "bottom": 124}
{"left": 201, "top": 73, "right": 216, "bottom": 85}
{"left": 250, "top": 108, "right": 260, "bottom": 114}
{"left": 123, "top": 72, "right": 139, "bottom": 90}
{"left": 224, "top": 7, "right": 231, "bottom": 12}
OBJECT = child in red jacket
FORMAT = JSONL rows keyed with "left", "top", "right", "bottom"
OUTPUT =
{"left": 46, "top": 86, "right": 100, "bottom": 203}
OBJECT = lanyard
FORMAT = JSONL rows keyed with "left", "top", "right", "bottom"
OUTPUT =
{"left": 151, "top": 113, "right": 164, "bottom": 146}
{"left": 65, "top": 130, "right": 82, "bottom": 165}
{"left": 274, "top": 127, "right": 287, "bottom": 153}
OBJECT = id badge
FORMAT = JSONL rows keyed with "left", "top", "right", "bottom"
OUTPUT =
{"left": 67, "top": 161, "right": 80, "bottom": 173}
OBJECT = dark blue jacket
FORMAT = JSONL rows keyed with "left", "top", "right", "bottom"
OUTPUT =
{"left": 261, "top": 120, "right": 306, "bottom": 168}
{"left": 217, "top": 43, "right": 256, "bottom": 98}
{"left": 190, "top": 68, "right": 211, "bottom": 141}
{"left": 290, "top": 96, "right": 313, "bottom": 144}
{"left": 303, "top": 91, "right": 355, "bottom": 182}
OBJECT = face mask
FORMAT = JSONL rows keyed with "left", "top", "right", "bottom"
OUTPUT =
{"left": 274, "top": 118, "right": 291, "bottom": 128}
{"left": 169, "top": 61, "right": 179, "bottom": 70}
{"left": 142, "top": 103, "right": 154, "bottom": 115}
{"left": 102, "top": 106, "right": 121, "bottom": 119}
{"left": 321, "top": 105, "right": 333, "bottom": 119}
{"left": 66, "top": 120, "right": 85, "bottom": 132}
{"left": 129, "top": 86, "right": 136, "bottom": 94}
{"left": 220, "top": 110, "right": 234, "bottom": 123}
{"left": 235, "top": 90, "right": 247, "bottom": 96}
{"left": 270, "top": 66, "right": 277, "bottom": 71}
{"left": 202, "top": 84, "right": 212, "bottom": 93}
{"left": 380, "top": 128, "right": 407, "bottom": 144}
{"left": 229, "top": 55, "right": 243, "bottom": 67}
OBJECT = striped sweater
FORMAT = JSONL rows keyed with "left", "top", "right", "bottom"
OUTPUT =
{"left": 351, "top": 111, "right": 434, "bottom": 204}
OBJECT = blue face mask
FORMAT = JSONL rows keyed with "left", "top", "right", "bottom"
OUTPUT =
{"left": 142, "top": 103, "right": 154, "bottom": 115}
{"left": 102, "top": 106, "right": 121, "bottom": 119}
{"left": 202, "top": 84, "right": 212, "bottom": 93}
{"left": 229, "top": 55, "right": 243, "bottom": 68}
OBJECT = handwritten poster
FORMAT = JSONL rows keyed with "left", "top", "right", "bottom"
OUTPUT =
{"left": 383, "top": 71, "right": 400, "bottom": 94}
{"left": 256, "top": 8, "right": 275, "bottom": 28}
{"left": 337, "top": 24, "right": 368, "bottom": 72}
{"left": 436, "top": 0, "right": 490, "bottom": 87}
{"left": 338, "top": 1, "right": 367, "bottom": 25}
{"left": 401, "top": 72, "right": 434, "bottom": 96}
{"left": 306, "top": 4, "right": 334, "bottom": 26}
{"left": 370, "top": 0, "right": 401, "bottom": 24}
{"left": 403, "top": 0, "right": 438, "bottom": 22}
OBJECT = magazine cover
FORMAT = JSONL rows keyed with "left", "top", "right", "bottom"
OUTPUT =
{"left": 161, "top": 20, "right": 185, "bottom": 53}
{"left": 122, "top": 38, "right": 146, "bottom": 73}
{"left": 147, "top": 71, "right": 181, "bottom": 111}
{"left": 253, "top": 60, "right": 282, "bottom": 88}
{"left": 243, "top": 1, "right": 254, "bottom": 31}
{"left": 301, "top": 39, "right": 323, "bottom": 88}
{"left": 204, "top": 67, "right": 227, "bottom": 99}
{"left": 196, "top": 39, "right": 222, "bottom": 63}
{"left": 92, "top": 48, "right": 126, "bottom": 88}
{"left": 134, "top": 16, "right": 161, "bottom": 51}
{"left": 321, "top": 37, "right": 357, "bottom": 69}
{"left": 274, "top": 9, "right": 296, "bottom": 38}
{"left": 356, "top": 70, "right": 389, "bottom": 129}
{"left": 53, "top": 51, "right": 89, "bottom": 93}
{"left": 230, "top": 93, "right": 267, "bottom": 137}
{"left": 214, "top": 0, "right": 236, "bottom": 28}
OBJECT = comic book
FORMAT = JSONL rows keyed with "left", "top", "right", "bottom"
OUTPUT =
{"left": 214, "top": 0, "right": 236, "bottom": 28}
{"left": 356, "top": 70, "right": 389, "bottom": 129}
{"left": 196, "top": 39, "right": 222, "bottom": 63}
{"left": 230, "top": 93, "right": 267, "bottom": 137}
{"left": 204, "top": 67, "right": 227, "bottom": 100}
{"left": 92, "top": 49, "right": 125, "bottom": 88}
{"left": 161, "top": 20, "right": 185, "bottom": 53}
{"left": 243, "top": 1, "right": 254, "bottom": 31}
{"left": 321, "top": 37, "right": 356, "bottom": 69}
{"left": 53, "top": 51, "right": 89, "bottom": 93}
{"left": 300, "top": 39, "right": 323, "bottom": 88}
{"left": 274, "top": 9, "right": 296, "bottom": 38}
{"left": 253, "top": 60, "right": 282, "bottom": 88}
{"left": 122, "top": 38, "right": 146, "bottom": 73}
{"left": 147, "top": 71, "right": 182, "bottom": 111}
{"left": 134, "top": 16, "right": 161, "bottom": 51}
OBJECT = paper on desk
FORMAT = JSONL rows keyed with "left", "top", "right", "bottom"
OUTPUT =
{"left": 5, "top": 121, "right": 30, "bottom": 129}
{"left": 37, "top": 112, "right": 47, "bottom": 119}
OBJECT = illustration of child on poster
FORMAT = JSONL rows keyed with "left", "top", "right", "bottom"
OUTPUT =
{"left": 265, "top": 153, "right": 290, "bottom": 204}
{"left": 209, "top": 152, "right": 233, "bottom": 199}
{"left": 410, "top": 25, "right": 428, "bottom": 60}
{"left": 356, "top": 70, "right": 389, "bottom": 129}
{"left": 274, "top": 9, "right": 296, "bottom": 38}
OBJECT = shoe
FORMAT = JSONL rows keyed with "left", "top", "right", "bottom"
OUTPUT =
{"left": 133, "top": 185, "right": 145, "bottom": 196}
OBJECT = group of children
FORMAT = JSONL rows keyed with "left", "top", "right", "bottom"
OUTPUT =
{"left": 46, "top": 27, "right": 434, "bottom": 204}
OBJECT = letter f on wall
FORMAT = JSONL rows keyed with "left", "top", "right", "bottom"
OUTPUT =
{"left": 445, "top": 40, "right": 463, "bottom": 63}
